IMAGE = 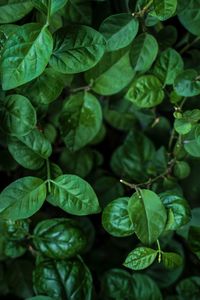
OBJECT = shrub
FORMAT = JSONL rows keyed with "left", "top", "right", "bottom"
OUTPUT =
{"left": 0, "top": 0, "right": 200, "bottom": 299}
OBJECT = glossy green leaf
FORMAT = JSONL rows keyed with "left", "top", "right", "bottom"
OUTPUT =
{"left": 153, "top": 48, "right": 183, "bottom": 85}
{"left": 178, "top": 0, "right": 200, "bottom": 36}
{"left": 130, "top": 33, "right": 158, "bottom": 72}
{"left": 49, "top": 174, "right": 101, "bottom": 215}
{"left": 8, "top": 129, "right": 52, "bottom": 170}
{"left": 0, "top": 94, "right": 36, "bottom": 137}
{"left": 174, "top": 69, "right": 200, "bottom": 97}
{"left": 59, "top": 92, "right": 102, "bottom": 151}
{"left": 1, "top": 23, "right": 53, "bottom": 90}
{"left": 126, "top": 75, "right": 164, "bottom": 108}
{"left": 33, "top": 257, "right": 93, "bottom": 300}
{"left": 160, "top": 192, "right": 191, "bottom": 230}
{"left": 152, "top": 0, "right": 177, "bottom": 21}
{"left": 33, "top": 218, "right": 87, "bottom": 259}
{"left": 128, "top": 189, "right": 167, "bottom": 244}
{"left": 162, "top": 252, "right": 183, "bottom": 269}
{"left": 99, "top": 13, "right": 139, "bottom": 52}
{"left": 0, "top": 1, "right": 33, "bottom": 24}
{"left": 50, "top": 25, "right": 106, "bottom": 74}
{"left": 124, "top": 247, "right": 158, "bottom": 270}
{"left": 0, "top": 177, "right": 46, "bottom": 220}
{"left": 85, "top": 47, "right": 135, "bottom": 95}
{"left": 102, "top": 197, "right": 134, "bottom": 237}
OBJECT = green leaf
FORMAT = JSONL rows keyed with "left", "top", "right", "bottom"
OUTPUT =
{"left": 0, "top": 94, "right": 36, "bottom": 137}
{"left": 128, "top": 189, "right": 167, "bottom": 244}
{"left": 33, "top": 218, "right": 87, "bottom": 259}
{"left": 126, "top": 75, "right": 164, "bottom": 108}
{"left": 27, "top": 296, "right": 54, "bottom": 300}
{"left": 85, "top": 47, "right": 135, "bottom": 95}
{"left": 176, "top": 276, "right": 200, "bottom": 299}
{"left": 174, "top": 119, "right": 192, "bottom": 135}
{"left": 20, "top": 68, "right": 71, "bottom": 105}
{"left": 0, "top": 177, "right": 46, "bottom": 220}
{"left": 152, "top": 0, "right": 177, "bottom": 21}
{"left": 65, "top": 0, "right": 92, "bottom": 25}
{"left": 183, "top": 125, "right": 200, "bottom": 157}
{"left": 59, "top": 92, "right": 102, "bottom": 152}
{"left": 188, "top": 226, "right": 200, "bottom": 259}
{"left": 162, "top": 252, "right": 183, "bottom": 269}
{"left": 32, "top": 0, "right": 68, "bottom": 16}
{"left": 33, "top": 257, "right": 93, "bottom": 300}
{"left": 101, "top": 269, "right": 134, "bottom": 299}
{"left": 132, "top": 274, "right": 162, "bottom": 300}
{"left": 102, "top": 197, "right": 134, "bottom": 237}
{"left": 130, "top": 33, "right": 158, "bottom": 72}
{"left": 1, "top": 23, "right": 53, "bottom": 90}
{"left": 49, "top": 174, "right": 101, "bottom": 215}
{"left": 173, "top": 161, "right": 191, "bottom": 179}
{"left": 160, "top": 192, "right": 191, "bottom": 230}
{"left": 174, "top": 69, "right": 200, "bottom": 97}
{"left": 0, "top": 1, "right": 33, "bottom": 24}
{"left": 50, "top": 25, "right": 106, "bottom": 74}
{"left": 8, "top": 129, "right": 52, "bottom": 170}
{"left": 153, "top": 48, "right": 183, "bottom": 85}
{"left": 178, "top": 0, "right": 200, "bottom": 36}
{"left": 99, "top": 13, "right": 139, "bottom": 52}
{"left": 124, "top": 247, "right": 158, "bottom": 270}
{"left": 111, "top": 131, "right": 156, "bottom": 182}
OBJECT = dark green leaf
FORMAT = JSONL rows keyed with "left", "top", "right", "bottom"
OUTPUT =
{"left": 162, "top": 252, "right": 183, "bottom": 269}
{"left": 0, "top": 1, "right": 33, "bottom": 24}
{"left": 174, "top": 69, "right": 200, "bottom": 97}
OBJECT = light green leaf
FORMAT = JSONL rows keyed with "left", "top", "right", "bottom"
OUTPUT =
{"left": 153, "top": 48, "right": 184, "bottom": 85}
{"left": 183, "top": 125, "right": 200, "bottom": 157}
{"left": 0, "top": 94, "right": 36, "bottom": 137}
{"left": 126, "top": 75, "right": 164, "bottom": 108}
{"left": 48, "top": 174, "right": 101, "bottom": 215}
{"left": 162, "top": 252, "right": 183, "bottom": 269}
{"left": 130, "top": 33, "right": 158, "bottom": 72}
{"left": 174, "top": 119, "right": 192, "bottom": 135}
{"left": 178, "top": 0, "right": 200, "bottom": 36}
{"left": 128, "top": 189, "right": 167, "bottom": 244}
{"left": 8, "top": 129, "right": 52, "bottom": 170}
{"left": 59, "top": 92, "right": 102, "bottom": 152}
{"left": 50, "top": 25, "right": 106, "bottom": 74}
{"left": 99, "top": 13, "right": 139, "bottom": 52}
{"left": 33, "top": 218, "right": 87, "bottom": 259}
{"left": 152, "top": 0, "right": 177, "bottom": 21}
{"left": 102, "top": 197, "right": 134, "bottom": 237}
{"left": 1, "top": 23, "right": 53, "bottom": 90}
{"left": 124, "top": 247, "right": 158, "bottom": 270}
{"left": 174, "top": 69, "right": 200, "bottom": 97}
{"left": 85, "top": 47, "right": 135, "bottom": 95}
{"left": 0, "top": 177, "right": 46, "bottom": 220}
{"left": 0, "top": 1, "right": 33, "bottom": 24}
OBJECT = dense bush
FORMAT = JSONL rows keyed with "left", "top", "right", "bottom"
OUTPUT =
{"left": 1, "top": 0, "right": 200, "bottom": 299}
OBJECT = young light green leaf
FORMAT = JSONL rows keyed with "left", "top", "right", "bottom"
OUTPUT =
{"left": 174, "top": 119, "right": 192, "bottom": 135}
{"left": 0, "top": 177, "right": 46, "bottom": 220}
{"left": 50, "top": 25, "right": 106, "bottom": 74}
{"left": 33, "top": 218, "right": 87, "bottom": 259}
{"left": 128, "top": 189, "right": 167, "bottom": 244}
{"left": 0, "top": 94, "right": 36, "bottom": 137}
{"left": 152, "top": 0, "right": 177, "bottom": 21}
{"left": 33, "top": 257, "right": 93, "bottom": 299}
{"left": 1, "top": 23, "right": 53, "bottom": 90}
{"left": 123, "top": 247, "right": 158, "bottom": 270}
{"left": 85, "top": 47, "right": 135, "bottom": 95}
{"left": 99, "top": 13, "right": 139, "bottom": 52}
{"left": 59, "top": 92, "right": 102, "bottom": 152}
{"left": 153, "top": 48, "right": 184, "bottom": 85}
{"left": 102, "top": 197, "right": 134, "bottom": 237}
{"left": 162, "top": 252, "right": 183, "bottom": 269}
{"left": 130, "top": 33, "right": 158, "bottom": 72}
{"left": 48, "top": 174, "right": 101, "bottom": 215}
{"left": 8, "top": 129, "right": 52, "bottom": 170}
{"left": 174, "top": 69, "right": 200, "bottom": 97}
{"left": 126, "top": 75, "right": 164, "bottom": 108}
{"left": 0, "top": 1, "right": 33, "bottom": 24}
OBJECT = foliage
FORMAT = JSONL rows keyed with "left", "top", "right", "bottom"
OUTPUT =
{"left": 0, "top": 0, "right": 200, "bottom": 299}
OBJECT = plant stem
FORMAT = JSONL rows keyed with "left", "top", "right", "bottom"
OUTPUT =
{"left": 180, "top": 36, "right": 200, "bottom": 54}
{"left": 157, "top": 239, "right": 162, "bottom": 263}
{"left": 132, "top": 0, "right": 153, "bottom": 17}
{"left": 46, "top": 159, "right": 51, "bottom": 193}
